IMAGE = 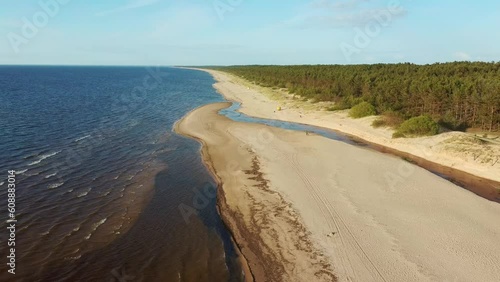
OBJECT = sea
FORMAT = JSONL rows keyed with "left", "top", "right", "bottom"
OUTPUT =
{"left": 0, "top": 66, "right": 244, "bottom": 281}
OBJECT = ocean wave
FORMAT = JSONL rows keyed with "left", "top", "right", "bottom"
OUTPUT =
{"left": 74, "top": 134, "right": 91, "bottom": 142}
{"left": 45, "top": 172, "right": 57, "bottom": 179}
{"left": 64, "top": 254, "right": 81, "bottom": 261}
{"left": 16, "top": 169, "right": 28, "bottom": 174}
{"left": 63, "top": 226, "right": 81, "bottom": 239}
{"left": 28, "top": 150, "right": 62, "bottom": 166}
{"left": 84, "top": 217, "right": 107, "bottom": 240}
{"left": 113, "top": 222, "right": 124, "bottom": 233}
{"left": 41, "top": 224, "right": 55, "bottom": 236}
{"left": 64, "top": 188, "right": 74, "bottom": 194}
{"left": 23, "top": 152, "right": 38, "bottom": 159}
{"left": 77, "top": 188, "right": 92, "bottom": 198}
{"left": 48, "top": 182, "right": 64, "bottom": 189}
{"left": 93, "top": 218, "right": 107, "bottom": 229}
{"left": 28, "top": 160, "right": 41, "bottom": 166}
{"left": 0, "top": 182, "right": 4, "bottom": 186}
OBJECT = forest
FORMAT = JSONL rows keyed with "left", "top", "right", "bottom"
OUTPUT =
{"left": 211, "top": 62, "right": 500, "bottom": 132}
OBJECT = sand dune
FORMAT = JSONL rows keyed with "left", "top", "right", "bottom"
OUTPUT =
{"left": 176, "top": 102, "right": 500, "bottom": 282}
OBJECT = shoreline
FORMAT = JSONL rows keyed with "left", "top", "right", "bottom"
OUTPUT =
{"left": 173, "top": 105, "right": 256, "bottom": 282}
{"left": 174, "top": 103, "right": 338, "bottom": 281}
{"left": 192, "top": 67, "right": 499, "bottom": 201}
{"left": 175, "top": 102, "right": 500, "bottom": 281}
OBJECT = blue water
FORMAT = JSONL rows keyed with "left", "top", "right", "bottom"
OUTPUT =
{"left": 0, "top": 66, "right": 243, "bottom": 281}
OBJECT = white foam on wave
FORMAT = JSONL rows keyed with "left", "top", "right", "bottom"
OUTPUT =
{"left": 63, "top": 225, "right": 81, "bottom": 239}
{"left": 65, "top": 254, "right": 82, "bottom": 260}
{"left": 93, "top": 218, "right": 107, "bottom": 229}
{"left": 29, "top": 160, "right": 42, "bottom": 166}
{"left": 16, "top": 169, "right": 28, "bottom": 174}
{"left": 45, "top": 172, "right": 57, "bottom": 179}
{"left": 0, "top": 182, "right": 4, "bottom": 186}
{"left": 41, "top": 225, "right": 55, "bottom": 236}
{"left": 28, "top": 150, "right": 62, "bottom": 166}
{"left": 77, "top": 188, "right": 92, "bottom": 198}
{"left": 84, "top": 217, "right": 107, "bottom": 240}
{"left": 113, "top": 222, "right": 124, "bottom": 233}
{"left": 48, "top": 182, "right": 64, "bottom": 189}
{"left": 74, "top": 134, "right": 91, "bottom": 142}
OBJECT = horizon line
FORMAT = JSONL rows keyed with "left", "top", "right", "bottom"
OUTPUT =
{"left": 0, "top": 61, "right": 499, "bottom": 68}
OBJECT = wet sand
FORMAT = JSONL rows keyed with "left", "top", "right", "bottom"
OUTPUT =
{"left": 176, "top": 102, "right": 500, "bottom": 281}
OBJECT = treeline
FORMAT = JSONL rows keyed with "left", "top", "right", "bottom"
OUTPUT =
{"left": 211, "top": 63, "right": 500, "bottom": 132}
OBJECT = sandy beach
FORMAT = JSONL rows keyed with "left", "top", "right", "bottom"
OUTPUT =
{"left": 176, "top": 103, "right": 336, "bottom": 281}
{"left": 176, "top": 100, "right": 500, "bottom": 281}
{"left": 202, "top": 69, "right": 500, "bottom": 185}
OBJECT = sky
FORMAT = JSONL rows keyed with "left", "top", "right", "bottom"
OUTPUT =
{"left": 0, "top": 0, "right": 499, "bottom": 66}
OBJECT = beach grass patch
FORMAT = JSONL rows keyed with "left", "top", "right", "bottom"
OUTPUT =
{"left": 349, "top": 102, "right": 377, "bottom": 118}
{"left": 393, "top": 115, "right": 440, "bottom": 138}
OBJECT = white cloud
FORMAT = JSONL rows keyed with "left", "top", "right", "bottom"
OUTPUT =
{"left": 95, "top": 0, "right": 160, "bottom": 17}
